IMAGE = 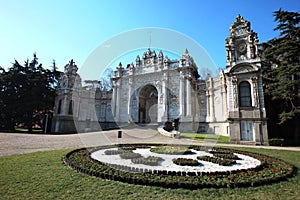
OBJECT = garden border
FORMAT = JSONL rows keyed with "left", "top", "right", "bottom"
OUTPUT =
{"left": 62, "top": 144, "right": 297, "bottom": 189}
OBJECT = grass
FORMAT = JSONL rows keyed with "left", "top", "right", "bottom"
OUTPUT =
{"left": 180, "top": 133, "right": 230, "bottom": 143}
{"left": 0, "top": 148, "right": 299, "bottom": 200}
{"left": 1, "top": 128, "right": 43, "bottom": 134}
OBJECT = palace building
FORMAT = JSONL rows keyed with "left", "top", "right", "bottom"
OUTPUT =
{"left": 51, "top": 15, "right": 268, "bottom": 144}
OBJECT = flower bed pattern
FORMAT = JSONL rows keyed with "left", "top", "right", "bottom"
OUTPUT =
{"left": 62, "top": 144, "right": 297, "bottom": 189}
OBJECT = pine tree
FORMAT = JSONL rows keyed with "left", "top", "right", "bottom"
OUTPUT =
{"left": 262, "top": 9, "right": 300, "bottom": 124}
{"left": 261, "top": 9, "right": 300, "bottom": 144}
{"left": 0, "top": 53, "right": 60, "bottom": 132}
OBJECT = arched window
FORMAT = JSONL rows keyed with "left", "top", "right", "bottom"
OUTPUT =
{"left": 239, "top": 81, "right": 252, "bottom": 107}
{"left": 68, "top": 100, "right": 73, "bottom": 115}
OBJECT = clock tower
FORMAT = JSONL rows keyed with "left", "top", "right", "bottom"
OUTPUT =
{"left": 224, "top": 15, "right": 268, "bottom": 144}
{"left": 225, "top": 14, "right": 260, "bottom": 67}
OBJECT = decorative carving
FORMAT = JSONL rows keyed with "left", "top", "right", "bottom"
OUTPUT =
{"left": 251, "top": 76, "right": 258, "bottom": 107}
{"left": 226, "top": 14, "right": 260, "bottom": 68}
{"left": 64, "top": 59, "right": 78, "bottom": 75}
{"left": 170, "top": 94, "right": 178, "bottom": 105}
{"left": 143, "top": 48, "right": 156, "bottom": 59}
{"left": 232, "top": 65, "right": 255, "bottom": 74}
{"left": 231, "top": 77, "right": 238, "bottom": 108}
{"left": 159, "top": 94, "right": 164, "bottom": 104}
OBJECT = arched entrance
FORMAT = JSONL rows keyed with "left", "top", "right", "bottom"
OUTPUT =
{"left": 138, "top": 85, "right": 158, "bottom": 123}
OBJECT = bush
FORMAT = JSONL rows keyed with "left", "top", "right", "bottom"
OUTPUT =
{"left": 164, "top": 121, "right": 174, "bottom": 132}
{"left": 269, "top": 138, "right": 285, "bottom": 146}
{"left": 210, "top": 153, "right": 240, "bottom": 160}
{"left": 172, "top": 158, "right": 200, "bottom": 166}
{"left": 104, "top": 149, "right": 129, "bottom": 155}
{"left": 131, "top": 156, "right": 164, "bottom": 166}
{"left": 150, "top": 146, "right": 192, "bottom": 155}
{"left": 197, "top": 156, "right": 237, "bottom": 166}
{"left": 119, "top": 152, "right": 142, "bottom": 159}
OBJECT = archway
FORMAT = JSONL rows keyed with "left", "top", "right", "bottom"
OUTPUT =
{"left": 138, "top": 85, "right": 158, "bottom": 123}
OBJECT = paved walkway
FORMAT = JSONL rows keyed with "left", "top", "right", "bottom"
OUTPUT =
{"left": 1, "top": 127, "right": 300, "bottom": 156}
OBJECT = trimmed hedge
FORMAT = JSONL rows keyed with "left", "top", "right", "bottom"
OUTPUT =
{"left": 131, "top": 156, "right": 164, "bottom": 166}
{"left": 268, "top": 138, "right": 285, "bottom": 146}
{"left": 209, "top": 153, "right": 240, "bottom": 160}
{"left": 63, "top": 144, "right": 297, "bottom": 189}
{"left": 104, "top": 149, "right": 129, "bottom": 155}
{"left": 197, "top": 156, "right": 237, "bottom": 166}
{"left": 119, "top": 152, "right": 142, "bottom": 159}
{"left": 150, "top": 146, "right": 193, "bottom": 155}
{"left": 173, "top": 158, "right": 200, "bottom": 166}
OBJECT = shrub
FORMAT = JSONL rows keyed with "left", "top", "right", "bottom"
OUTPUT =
{"left": 197, "top": 156, "right": 237, "bottom": 166}
{"left": 131, "top": 156, "right": 164, "bottom": 166}
{"left": 104, "top": 149, "right": 129, "bottom": 155}
{"left": 173, "top": 158, "right": 200, "bottom": 166}
{"left": 150, "top": 146, "right": 192, "bottom": 155}
{"left": 210, "top": 153, "right": 240, "bottom": 160}
{"left": 119, "top": 152, "right": 142, "bottom": 159}
{"left": 268, "top": 138, "right": 285, "bottom": 146}
{"left": 119, "top": 146, "right": 136, "bottom": 151}
{"left": 164, "top": 121, "right": 173, "bottom": 132}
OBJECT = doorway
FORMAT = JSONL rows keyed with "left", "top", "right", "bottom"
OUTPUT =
{"left": 241, "top": 121, "right": 254, "bottom": 141}
{"left": 138, "top": 85, "right": 158, "bottom": 123}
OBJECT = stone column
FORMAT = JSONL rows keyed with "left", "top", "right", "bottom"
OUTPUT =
{"left": 128, "top": 78, "right": 133, "bottom": 121}
{"left": 111, "top": 84, "right": 116, "bottom": 117}
{"left": 251, "top": 76, "right": 258, "bottom": 108}
{"left": 116, "top": 82, "right": 121, "bottom": 120}
{"left": 162, "top": 78, "right": 167, "bottom": 117}
{"left": 221, "top": 78, "right": 228, "bottom": 119}
{"left": 209, "top": 88, "right": 215, "bottom": 122}
{"left": 186, "top": 78, "right": 191, "bottom": 117}
{"left": 206, "top": 90, "right": 210, "bottom": 121}
{"left": 62, "top": 95, "right": 67, "bottom": 115}
{"left": 194, "top": 90, "right": 200, "bottom": 120}
{"left": 179, "top": 75, "right": 185, "bottom": 116}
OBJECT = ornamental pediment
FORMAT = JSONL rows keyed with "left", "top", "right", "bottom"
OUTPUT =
{"left": 229, "top": 64, "right": 258, "bottom": 74}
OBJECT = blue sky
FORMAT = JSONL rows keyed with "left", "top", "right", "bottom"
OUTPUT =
{"left": 0, "top": 0, "right": 299, "bottom": 76}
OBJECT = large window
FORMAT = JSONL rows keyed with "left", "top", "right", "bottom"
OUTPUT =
{"left": 239, "top": 81, "right": 252, "bottom": 107}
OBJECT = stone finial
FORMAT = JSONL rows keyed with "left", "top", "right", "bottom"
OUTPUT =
{"left": 235, "top": 14, "right": 243, "bottom": 22}
{"left": 136, "top": 55, "right": 140, "bottom": 62}
{"left": 129, "top": 63, "right": 135, "bottom": 70}
{"left": 164, "top": 55, "right": 169, "bottom": 63}
{"left": 158, "top": 50, "right": 163, "bottom": 58}
{"left": 64, "top": 59, "right": 78, "bottom": 74}
{"left": 182, "top": 49, "right": 191, "bottom": 61}
{"left": 118, "top": 62, "right": 122, "bottom": 69}
{"left": 183, "top": 48, "right": 189, "bottom": 56}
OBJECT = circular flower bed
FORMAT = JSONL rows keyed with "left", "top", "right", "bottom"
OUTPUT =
{"left": 62, "top": 144, "right": 297, "bottom": 189}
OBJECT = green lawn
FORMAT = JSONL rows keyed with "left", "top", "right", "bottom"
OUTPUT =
{"left": 0, "top": 148, "right": 299, "bottom": 200}
{"left": 1, "top": 128, "right": 43, "bottom": 134}
{"left": 180, "top": 133, "right": 230, "bottom": 143}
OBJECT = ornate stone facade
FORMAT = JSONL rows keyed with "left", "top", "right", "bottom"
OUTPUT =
{"left": 51, "top": 15, "right": 268, "bottom": 144}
